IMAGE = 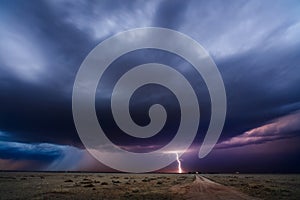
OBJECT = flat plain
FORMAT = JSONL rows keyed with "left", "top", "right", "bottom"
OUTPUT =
{"left": 0, "top": 172, "right": 299, "bottom": 199}
{"left": 203, "top": 174, "right": 300, "bottom": 200}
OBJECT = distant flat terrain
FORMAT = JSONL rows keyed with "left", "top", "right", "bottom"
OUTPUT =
{"left": 0, "top": 172, "right": 192, "bottom": 200}
{"left": 0, "top": 172, "right": 298, "bottom": 199}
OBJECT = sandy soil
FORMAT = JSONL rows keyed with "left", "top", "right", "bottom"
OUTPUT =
{"left": 171, "top": 175, "right": 258, "bottom": 200}
{"left": 0, "top": 172, "right": 298, "bottom": 199}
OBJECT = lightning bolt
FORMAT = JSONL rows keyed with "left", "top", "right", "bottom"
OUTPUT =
{"left": 163, "top": 150, "right": 184, "bottom": 173}
{"left": 175, "top": 152, "right": 182, "bottom": 173}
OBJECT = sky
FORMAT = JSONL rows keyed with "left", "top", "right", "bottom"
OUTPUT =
{"left": 0, "top": 0, "right": 300, "bottom": 173}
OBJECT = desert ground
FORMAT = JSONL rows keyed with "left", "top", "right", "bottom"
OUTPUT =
{"left": 203, "top": 174, "right": 300, "bottom": 200}
{"left": 0, "top": 172, "right": 299, "bottom": 200}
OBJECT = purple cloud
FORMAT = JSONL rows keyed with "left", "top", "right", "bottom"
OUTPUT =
{"left": 217, "top": 110, "right": 300, "bottom": 149}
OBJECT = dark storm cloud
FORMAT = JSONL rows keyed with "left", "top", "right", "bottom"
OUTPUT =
{"left": 0, "top": 135, "right": 95, "bottom": 171}
{"left": 0, "top": 0, "right": 300, "bottom": 172}
{"left": 217, "top": 44, "right": 300, "bottom": 140}
{"left": 0, "top": 0, "right": 97, "bottom": 145}
{"left": 152, "top": 0, "right": 190, "bottom": 29}
{"left": 0, "top": 0, "right": 156, "bottom": 146}
{"left": 174, "top": 0, "right": 300, "bottom": 142}
{"left": 0, "top": 141, "right": 63, "bottom": 161}
{"left": 191, "top": 136, "right": 300, "bottom": 173}
{"left": 0, "top": 0, "right": 94, "bottom": 84}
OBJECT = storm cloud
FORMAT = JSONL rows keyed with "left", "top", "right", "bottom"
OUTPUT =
{"left": 0, "top": 0, "right": 299, "bottom": 172}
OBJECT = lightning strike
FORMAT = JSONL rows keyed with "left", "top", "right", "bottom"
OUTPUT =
{"left": 163, "top": 150, "right": 185, "bottom": 173}
{"left": 175, "top": 152, "right": 182, "bottom": 173}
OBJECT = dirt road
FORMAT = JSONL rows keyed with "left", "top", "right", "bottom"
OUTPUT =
{"left": 173, "top": 175, "right": 259, "bottom": 200}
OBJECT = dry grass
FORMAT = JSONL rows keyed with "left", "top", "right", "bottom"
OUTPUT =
{"left": 204, "top": 174, "right": 300, "bottom": 200}
{"left": 0, "top": 172, "right": 193, "bottom": 200}
{"left": 0, "top": 172, "right": 299, "bottom": 199}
